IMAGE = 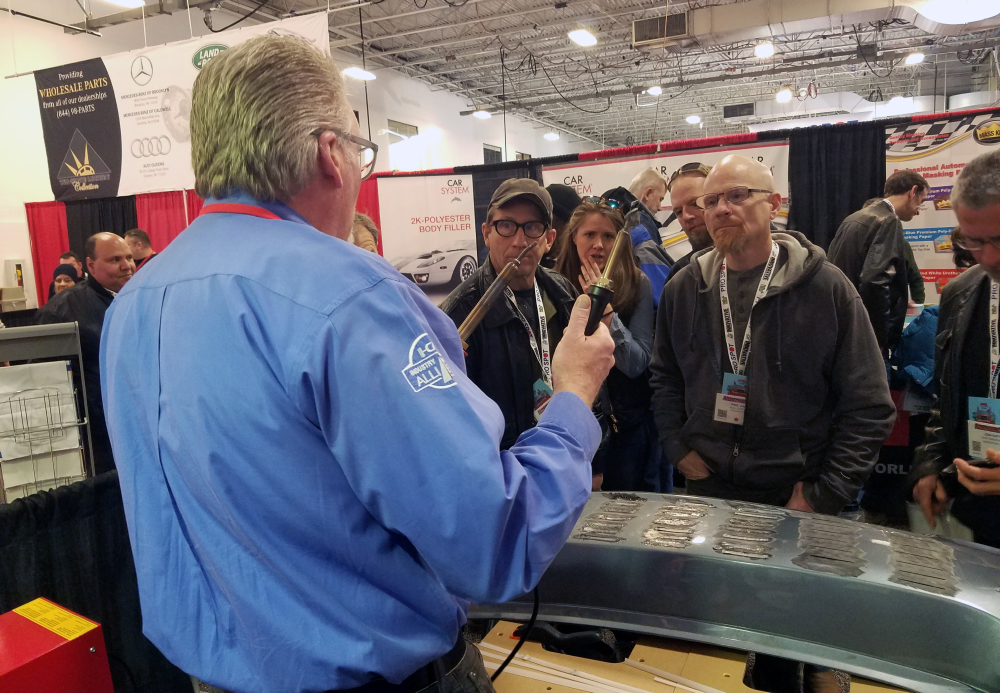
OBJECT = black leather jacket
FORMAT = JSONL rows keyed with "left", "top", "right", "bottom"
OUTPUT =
{"left": 35, "top": 275, "right": 117, "bottom": 474}
{"left": 828, "top": 201, "right": 909, "bottom": 353}
{"left": 441, "top": 261, "right": 577, "bottom": 450}
{"left": 911, "top": 266, "right": 990, "bottom": 485}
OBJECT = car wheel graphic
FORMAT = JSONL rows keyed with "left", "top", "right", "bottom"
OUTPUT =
{"left": 453, "top": 256, "right": 477, "bottom": 284}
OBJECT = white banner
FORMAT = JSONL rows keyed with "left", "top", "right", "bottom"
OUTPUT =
{"left": 541, "top": 141, "right": 790, "bottom": 257}
{"left": 380, "top": 175, "right": 479, "bottom": 304}
{"left": 885, "top": 111, "right": 1000, "bottom": 303}
{"left": 35, "top": 14, "right": 330, "bottom": 200}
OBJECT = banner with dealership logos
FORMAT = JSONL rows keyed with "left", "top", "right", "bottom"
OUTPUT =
{"left": 885, "top": 110, "right": 1000, "bottom": 303}
{"left": 540, "top": 141, "right": 790, "bottom": 258}
{"left": 379, "top": 175, "right": 478, "bottom": 305}
{"left": 34, "top": 14, "right": 329, "bottom": 201}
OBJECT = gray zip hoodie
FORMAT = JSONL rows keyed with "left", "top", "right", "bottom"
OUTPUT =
{"left": 650, "top": 231, "right": 896, "bottom": 515}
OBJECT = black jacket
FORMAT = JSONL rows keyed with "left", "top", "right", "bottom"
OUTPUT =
{"left": 35, "top": 275, "right": 116, "bottom": 474}
{"left": 828, "top": 201, "right": 909, "bottom": 353}
{"left": 442, "top": 261, "right": 577, "bottom": 450}
{"left": 910, "top": 267, "right": 1000, "bottom": 546}
{"left": 650, "top": 232, "right": 895, "bottom": 515}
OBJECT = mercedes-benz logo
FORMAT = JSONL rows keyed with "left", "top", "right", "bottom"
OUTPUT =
{"left": 131, "top": 136, "right": 172, "bottom": 158}
{"left": 131, "top": 55, "right": 153, "bottom": 86}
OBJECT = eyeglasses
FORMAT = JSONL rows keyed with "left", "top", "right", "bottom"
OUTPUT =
{"left": 667, "top": 162, "right": 712, "bottom": 191}
{"left": 696, "top": 186, "right": 772, "bottom": 210}
{"left": 311, "top": 128, "right": 379, "bottom": 180}
{"left": 581, "top": 196, "right": 624, "bottom": 210}
{"left": 953, "top": 231, "right": 1000, "bottom": 251}
{"left": 490, "top": 219, "right": 549, "bottom": 238}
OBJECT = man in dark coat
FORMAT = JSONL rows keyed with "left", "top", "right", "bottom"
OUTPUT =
{"left": 828, "top": 170, "right": 928, "bottom": 356}
{"left": 911, "top": 151, "right": 1000, "bottom": 548}
{"left": 35, "top": 232, "right": 134, "bottom": 474}
{"left": 442, "top": 179, "right": 577, "bottom": 450}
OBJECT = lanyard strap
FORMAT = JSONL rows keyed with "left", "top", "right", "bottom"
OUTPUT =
{"left": 200, "top": 203, "right": 283, "bottom": 220}
{"left": 720, "top": 241, "right": 780, "bottom": 376}
{"left": 991, "top": 280, "right": 1000, "bottom": 399}
{"left": 505, "top": 284, "right": 552, "bottom": 387}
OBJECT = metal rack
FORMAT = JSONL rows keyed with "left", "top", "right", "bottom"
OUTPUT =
{"left": 0, "top": 323, "right": 94, "bottom": 503}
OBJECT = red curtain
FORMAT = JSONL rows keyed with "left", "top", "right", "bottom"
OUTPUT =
{"left": 25, "top": 201, "right": 69, "bottom": 306}
{"left": 185, "top": 190, "right": 205, "bottom": 223}
{"left": 135, "top": 191, "right": 187, "bottom": 251}
{"left": 579, "top": 143, "right": 658, "bottom": 162}
{"left": 356, "top": 178, "right": 383, "bottom": 255}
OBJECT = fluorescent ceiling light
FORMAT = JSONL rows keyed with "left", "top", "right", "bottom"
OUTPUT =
{"left": 754, "top": 42, "right": 775, "bottom": 58}
{"left": 647, "top": 86, "right": 663, "bottom": 96}
{"left": 686, "top": 115, "right": 701, "bottom": 124}
{"left": 905, "top": 52, "right": 926, "bottom": 65}
{"left": 917, "top": 0, "right": 1000, "bottom": 24}
{"left": 343, "top": 67, "right": 376, "bottom": 80}
{"left": 544, "top": 132, "right": 560, "bottom": 141}
{"left": 106, "top": 0, "right": 146, "bottom": 7}
{"left": 775, "top": 87, "right": 793, "bottom": 103}
{"left": 568, "top": 29, "right": 597, "bottom": 47}
{"left": 472, "top": 110, "right": 492, "bottom": 119}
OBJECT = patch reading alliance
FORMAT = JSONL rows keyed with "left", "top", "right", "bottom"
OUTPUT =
{"left": 402, "top": 333, "right": 456, "bottom": 393}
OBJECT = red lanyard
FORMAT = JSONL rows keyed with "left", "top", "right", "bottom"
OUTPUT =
{"left": 199, "top": 203, "right": 283, "bottom": 221}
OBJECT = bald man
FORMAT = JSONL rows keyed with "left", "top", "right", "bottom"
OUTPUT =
{"left": 36, "top": 233, "right": 134, "bottom": 474}
{"left": 649, "top": 155, "right": 894, "bottom": 686}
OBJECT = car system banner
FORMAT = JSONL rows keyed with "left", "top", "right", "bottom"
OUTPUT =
{"left": 885, "top": 110, "right": 1000, "bottom": 302}
{"left": 540, "top": 141, "right": 790, "bottom": 259}
{"left": 34, "top": 14, "right": 330, "bottom": 202}
{"left": 379, "top": 175, "right": 478, "bottom": 305}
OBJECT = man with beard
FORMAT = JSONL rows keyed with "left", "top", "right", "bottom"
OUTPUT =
{"left": 664, "top": 162, "right": 713, "bottom": 282}
{"left": 649, "top": 155, "right": 894, "bottom": 690}
{"left": 910, "top": 150, "right": 1000, "bottom": 549}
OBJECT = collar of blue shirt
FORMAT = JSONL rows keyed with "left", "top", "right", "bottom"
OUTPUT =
{"left": 205, "top": 191, "right": 313, "bottom": 227}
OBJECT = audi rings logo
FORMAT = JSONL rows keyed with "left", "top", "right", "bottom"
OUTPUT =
{"left": 131, "top": 136, "right": 172, "bottom": 158}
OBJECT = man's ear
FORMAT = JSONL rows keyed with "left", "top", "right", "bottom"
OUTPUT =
{"left": 768, "top": 191, "right": 782, "bottom": 220}
{"left": 482, "top": 222, "right": 491, "bottom": 250}
{"left": 543, "top": 227, "right": 557, "bottom": 254}
{"left": 86, "top": 257, "right": 96, "bottom": 274}
{"left": 317, "top": 131, "right": 346, "bottom": 189}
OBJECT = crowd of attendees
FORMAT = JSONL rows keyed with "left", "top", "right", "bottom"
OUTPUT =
{"left": 35, "top": 151, "right": 1000, "bottom": 556}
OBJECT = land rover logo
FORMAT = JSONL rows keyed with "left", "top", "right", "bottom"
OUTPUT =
{"left": 193, "top": 44, "right": 228, "bottom": 70}
{"left": 973, "top": 119, "right": 1000, "bottom": 145}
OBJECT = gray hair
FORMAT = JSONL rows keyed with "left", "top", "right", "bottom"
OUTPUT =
{"left": 628, "top": 168, "right": 667, "bottom": 199}
{"left": 952, "top": 150, "right": 1000, "bottom": 211}
{"left": 191, "top": 35, "right": 352, "bottom": 202}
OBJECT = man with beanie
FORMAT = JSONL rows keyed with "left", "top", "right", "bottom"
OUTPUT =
{"left": 443, "top": 178, "right": 578, "bottom": 449}
{"left": 47, "top": 251, "right": 86, "bottom": 299}
{"left": 51, "top": 263, "right": 80, "bottom": 296}
{"left": 542, "top": 183, "right": 582, "bottom": 268}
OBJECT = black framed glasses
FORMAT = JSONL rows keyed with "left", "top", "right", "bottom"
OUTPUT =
{"left": 490, "top": 219, "right": 549, "bottom": 238}
{"left": 311, "top": 128, "right": 379, "bottom": 180}
{"left": 581, "top": 196, "right": 624, "bottom": 210}
{"left": 953, "top": 230, "right": 1000, "bottom": 251}
{"left": 667, "top": 162, "right": 712, "bottom": 190}
{"left": 696, "top": 186, "right": 772, "bottom": 210}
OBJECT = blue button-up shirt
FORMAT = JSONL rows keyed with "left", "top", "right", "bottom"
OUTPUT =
{"left": 100, "top": 193, "right": 599, "bottom": 693}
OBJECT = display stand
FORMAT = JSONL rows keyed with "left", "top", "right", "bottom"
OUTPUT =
{"left": 0, "top": 323, "right": 93, "bottom": 503}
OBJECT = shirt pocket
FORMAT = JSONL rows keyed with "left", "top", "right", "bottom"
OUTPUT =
{"left": 681, "top": 407, "right": 735, "bottom": 473}
{"left": 731, "top": 426, "right": 805, "bottom": 491}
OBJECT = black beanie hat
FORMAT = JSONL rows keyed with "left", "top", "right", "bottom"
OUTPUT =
{"left": 53, "top": 263, "right": 79, "bottom": 282}
{"left": 545, "top": 184, "right": 583, "bottom": 222}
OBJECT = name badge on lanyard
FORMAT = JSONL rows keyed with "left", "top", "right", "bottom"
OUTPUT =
{"left": 505, "top": 285, "right": 553, "bottom": 422}
{"left": 714, "top": 241, "right": 779, "bottom": 425}
{"left": 968, "top": 279, "right": 1000, "bottom": 459}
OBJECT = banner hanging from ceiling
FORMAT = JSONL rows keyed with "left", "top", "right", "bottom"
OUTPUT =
{"left": 380, "top": 175, "right": 478, "bottom": 306}
{"left": 33, "top": 14, "right": 330, "bottom": 202}
{"left": 885, "top": 110, "right": 1000, "bottom": 302}
{"left": 540, "top": 141, "right": 790, "bottom": 259}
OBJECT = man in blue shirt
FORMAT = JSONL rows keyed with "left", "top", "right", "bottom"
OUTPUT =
{"left": 100, "top": 36, "right": 615, "bottom": 693}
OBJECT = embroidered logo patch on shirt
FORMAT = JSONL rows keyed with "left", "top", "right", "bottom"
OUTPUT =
{"left": 402, "top": 333, "right": 456, "bottom": 393}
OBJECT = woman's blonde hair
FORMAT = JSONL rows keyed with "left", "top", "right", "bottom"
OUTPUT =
{"left": 555, "top": 203, "right": 643, "bottom": 317}
{"left": 191, "top": 35, "right": 352, "bottom": 202}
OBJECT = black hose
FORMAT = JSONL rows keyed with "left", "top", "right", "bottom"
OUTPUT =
{"left": 490, "top": 587, "right": 540, "bottom": 681}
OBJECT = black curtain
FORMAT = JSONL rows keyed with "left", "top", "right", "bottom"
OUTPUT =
{"left": 785, "top": 121, "right": 888, "bottom": 250}
{"left": 64, "top": 197, "right": 138, "bottom": 260}
{"left": 0, "top": 472, "right": 191, "bottom": 693}
{"left": 459, "top": 159, "right": 544, "bottom": 264}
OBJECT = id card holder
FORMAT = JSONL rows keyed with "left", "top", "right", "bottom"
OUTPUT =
{"left": 715, "top": 374, "right": 747, "bottom": 425}
{"left": 533, "top": 378, "right": 553, "bottom": 422}
{"left": 967, "top": 397, "right": 1000, "bottom": 459}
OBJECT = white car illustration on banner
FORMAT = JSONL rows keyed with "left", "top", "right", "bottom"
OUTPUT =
{"left": 393, "top": 240, "right": 478, "bottom": 288}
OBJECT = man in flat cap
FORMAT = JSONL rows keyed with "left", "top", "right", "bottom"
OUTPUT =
{"left": 443, "top": 178, "right": 579, "bottom": 449}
